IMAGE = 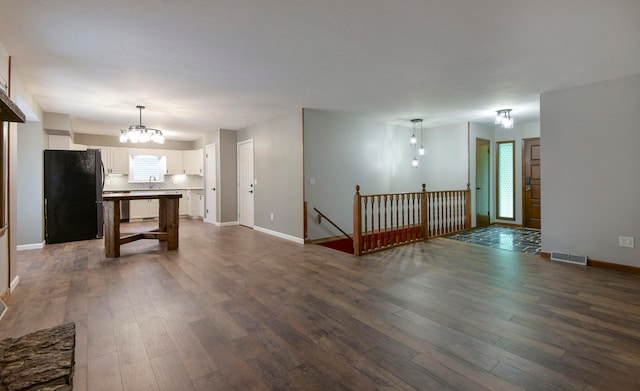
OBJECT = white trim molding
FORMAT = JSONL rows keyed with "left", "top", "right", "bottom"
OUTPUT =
{"left": 10, "top": 276, "right": 19, "bottom": 292}
{"left": 217, "top": 221, "right": 238, "bottom": 227}
{"left": 17, "top": 241, "right": 45, "bottom": 251}
{"left": 254, "top": 226, "right": 304, "bottom": 244}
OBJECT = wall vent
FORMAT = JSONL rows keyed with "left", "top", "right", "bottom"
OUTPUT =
{"left": 551, "top": 252, "right": 587, "bottom": 266}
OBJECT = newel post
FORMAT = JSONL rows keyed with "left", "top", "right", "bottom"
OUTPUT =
{"left": 464, "top": 183, "right": 471, "bottom": 230}
{"left": 353, "top": 185, "right": 362, "bottom": 256}
{"left": 421, "top": 183, "right": 428, "bottom": 240}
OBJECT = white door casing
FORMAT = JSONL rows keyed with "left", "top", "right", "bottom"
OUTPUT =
{"left": 204, "top": 143, "right": 217, "bottom": 225}
{"left": 238, "top": 140, "right": 254, "bottom": 228}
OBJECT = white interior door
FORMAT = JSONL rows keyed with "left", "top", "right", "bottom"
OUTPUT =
{"left": 238, "top": 140, "right": 254, "bottom": 228}
{"left": 204, "top": 143, "right": 217, "bottom": 225}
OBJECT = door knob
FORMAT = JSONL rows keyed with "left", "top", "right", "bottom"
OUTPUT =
{"left": 526, "top": 187, "right": 531, "bottom": 192}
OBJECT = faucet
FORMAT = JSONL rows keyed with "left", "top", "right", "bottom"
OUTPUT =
{"left": 149, "top": 175, "right": 156, "bottom": 189}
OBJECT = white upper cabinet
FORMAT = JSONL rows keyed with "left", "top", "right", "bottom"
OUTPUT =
{"left": 88, "top": 146, "right": 112, "bottom": 173}
{"left": 110, "top": 147, "right": 130, "bottom": 175}
{"left": 164, "top": 150, "right": 183, "bottom": 175}
{"left": 183, "top": 149, "right": 204, "bottom": 175}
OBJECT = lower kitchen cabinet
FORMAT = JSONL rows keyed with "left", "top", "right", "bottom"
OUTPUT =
{"left": 128, "top": 191, "right": 189, "bottom": 220}
{"left": 130, "top": 199, "right": 159, "bottom": 219}
{"left": 179, "top": 191, "right": 188, "bottom": 215}
{"left": 188, "top": 191, "right": 204, "bottom": 218}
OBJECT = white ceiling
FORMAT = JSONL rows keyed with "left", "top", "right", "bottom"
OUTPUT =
{"left": 1, "top": 0, "right": 639, "bottom": 141}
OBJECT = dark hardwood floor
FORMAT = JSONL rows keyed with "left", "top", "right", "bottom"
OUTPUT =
{"left": 2, "top": 218, "right": 640, "bottom": 390}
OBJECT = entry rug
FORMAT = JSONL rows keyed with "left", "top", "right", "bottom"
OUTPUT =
{"left": 0, "top": 322, "right": 75, "bottom": 390}
{"left": 446, "top": 226, "right": 541, "bottom": 254}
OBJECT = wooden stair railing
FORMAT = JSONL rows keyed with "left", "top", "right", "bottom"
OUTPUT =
{"left": 313, "top": 207, "right": 353, "bottom": 243}
{"left": 353, "top": 184, "right": 471, "bottom": 256}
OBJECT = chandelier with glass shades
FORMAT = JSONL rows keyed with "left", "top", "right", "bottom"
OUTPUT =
{"left": 120, "top": 105, "right": 165, "bottom": 144}
{"left": 409, "top": 118, "right": 425, "bottom": 168}
{"left": 495, "top": 109, "right": 514, "bottom": 129}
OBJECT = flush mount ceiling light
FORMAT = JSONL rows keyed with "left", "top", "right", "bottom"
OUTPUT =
{"left": 120, "top": 105, "right": 165, "bottom": 144}
{"left": 495, "top": 109, "right": 514, "bottom": 129}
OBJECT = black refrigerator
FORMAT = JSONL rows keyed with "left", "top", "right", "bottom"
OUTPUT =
{"left": 44, "top": 149, "right": 104, "bottom": 244}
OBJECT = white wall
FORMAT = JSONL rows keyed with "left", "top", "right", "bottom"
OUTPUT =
{"left": 541, "top": 73, "right": 640, "bottom": 267}
{"left": 304, "top": 109, "right": 400, "bottom": 240}
{"left": 217, "top": 129, "right": 238, "bottom": 224}
{"left": 304, "top": 109, "right": 471, "bottom": 240}
{"left": 17, "top": 121, "right": 45, "bottom": 247}
{"left": 237, "top": 109, "right": 304, "bottom": 239}
{"left": 1, "top": 41, "right": 44, "bottom": 292}
{"left": 395, "top": 122, "right": 469, "bottom": 192}
{"left": 418, "top": 123, "right": 469, "bottom": 191}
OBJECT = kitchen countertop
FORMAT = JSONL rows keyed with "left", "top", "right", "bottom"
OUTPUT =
{"left": 103, "top": 191, "right": 183, "bottom": 201}
{"left": 104, "top": 188, "right": 203, "bottom": 192}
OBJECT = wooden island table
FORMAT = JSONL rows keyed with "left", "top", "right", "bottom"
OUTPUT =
{"left": 102, "top": 191, "right": 182, "bottom": 258}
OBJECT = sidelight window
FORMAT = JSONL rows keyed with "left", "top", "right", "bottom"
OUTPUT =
{"left": 496, "top": 141, "right": 515, "bottom": 220}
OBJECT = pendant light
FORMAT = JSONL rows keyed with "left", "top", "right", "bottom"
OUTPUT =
{"left": 410, "top": 118, "right": 423, "bottom": 168}
{"left": 120, "top": 105, "right": 165, "bottom": 144}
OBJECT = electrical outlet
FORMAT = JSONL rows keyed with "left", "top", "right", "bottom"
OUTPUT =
{"left": 619, "top": 236, "right": 635, "bottom": 248}
{"left": 270, "top": 213, "right": 274, "bottom": 221}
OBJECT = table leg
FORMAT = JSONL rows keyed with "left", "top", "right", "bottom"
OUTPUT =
{"left": 104, "top": 200, "right": 121, "bottom": 258}
{"left": 158, "top": 198, "right": 167, "bottom": 241}
{"left": 166, "top": 198, "right": 179, "bottom": 250}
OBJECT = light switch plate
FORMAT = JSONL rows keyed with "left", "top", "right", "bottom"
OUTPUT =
{"left": 619, "top": 236, "right": 635, "bottom": 248}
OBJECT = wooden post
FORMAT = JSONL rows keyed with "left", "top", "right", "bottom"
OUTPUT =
{"left": 166, "top": 198, "right": 179, "bottom": 250}
{"left": 353, "top": 185, "right": 362, "bottom": 256}
{"left": 158, "top": 198, "right": 167, "bottom": 241}
{"left": 464, "top": 183, "right": 471, "bottom": 230}
{"left": 104, "top": 200, "right": 120, "bottom": 258}
{"left": 421, "top": 183, "right": 428, "bottom": 240}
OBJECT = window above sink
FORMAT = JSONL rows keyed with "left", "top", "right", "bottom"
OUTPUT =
{"left": 128, "top": 154, "right": 166, "bottom": 183}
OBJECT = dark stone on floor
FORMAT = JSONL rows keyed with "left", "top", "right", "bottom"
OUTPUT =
{"left": 0, "top": 322, "right": 75, "bottom": 391}
{"left": 446, "top": 226, "right": 541, "bottom": 254}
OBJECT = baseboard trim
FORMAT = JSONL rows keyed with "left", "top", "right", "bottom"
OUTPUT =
{"left": 587, "top": 259, "right": 640, "bottom": 273}
{"left": 540, "top": 252, "right": 640, "bottom": 273}
{"left": 10, "top": 276, "right": 19, "bottom": 292}
{"left": 17, "top": 241, "right": 45, "bottom": 251}
{"left": 217, "top": 221, "right": 238, "bottom": 227}
{"left": 254, "top": 226, "right": 304, "bottom": 244}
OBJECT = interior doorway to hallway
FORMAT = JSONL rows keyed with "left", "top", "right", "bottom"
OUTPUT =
{"left": 475, "top": 138, "right": 490, "bottom": 227}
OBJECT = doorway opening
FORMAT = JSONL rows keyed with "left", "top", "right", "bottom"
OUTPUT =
{"left": 475, "top": 138, "right": 490, "bottom": 227}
